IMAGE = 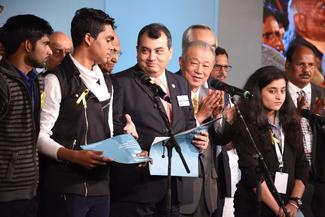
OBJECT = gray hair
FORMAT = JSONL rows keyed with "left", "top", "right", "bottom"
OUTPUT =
{"left": 181, "top": 40, "right": 215, "bottom": 59}
{"left": 182, "top": 24, "right": 214, "bottom": 51}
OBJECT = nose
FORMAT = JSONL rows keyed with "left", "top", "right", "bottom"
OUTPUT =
{"left": 47, "top": 46, "right": 53, "bottom": 56}
{"left": 275, "top": 92, "right": 281, "bottom": 99}
{"left": 194, "top": 64, "right": 204, "bottom": 75}
{"left": 148, "top": 51, "right": 156, "bottom": 60}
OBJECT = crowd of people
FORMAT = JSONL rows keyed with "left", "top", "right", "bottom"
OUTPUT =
{"left": 0, "top": 4, "right": 325, "bottom": 217}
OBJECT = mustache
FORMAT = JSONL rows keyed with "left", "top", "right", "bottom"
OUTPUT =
{"left": 299, "top": 73, "right": 311, "bottom": 77}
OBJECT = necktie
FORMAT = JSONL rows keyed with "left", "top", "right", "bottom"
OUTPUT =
{"left": 192, "top": 94, "right": 199, "bottom": 114}
{"left": 297, "top": 90, "right": 312, "bottom": 165}
{"left": 155, "top": 78, "right": 172, "bottom": 123}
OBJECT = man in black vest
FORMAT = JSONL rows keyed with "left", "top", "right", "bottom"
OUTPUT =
{"left": 37, "top": 8, "right": 136, "bottom": 217}
{"left": 0, "top": 15, "right": 53, "bottom": 217}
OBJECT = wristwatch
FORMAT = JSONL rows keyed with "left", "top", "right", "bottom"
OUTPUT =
{"left": 290, "top": 197, "right": 303, "bottom": 208}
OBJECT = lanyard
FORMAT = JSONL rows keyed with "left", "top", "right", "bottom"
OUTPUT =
{"left": 272, "top": 128, "right": 285, "bottom": 171}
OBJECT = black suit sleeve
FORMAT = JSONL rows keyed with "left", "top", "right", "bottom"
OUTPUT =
{"left": 111, "top": 74, "right": 126, "bottom": 136}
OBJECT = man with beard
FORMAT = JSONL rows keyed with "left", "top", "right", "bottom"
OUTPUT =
{"left": 0, "top": 14, "right": 53, "bottom": 217}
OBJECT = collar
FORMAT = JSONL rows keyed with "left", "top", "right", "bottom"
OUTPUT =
{"left": 191, "top": 87, "right": 201, "bottom": 99}
{"left": 17, "top": 68, "right": 37, "bottom": 82}
{"left": 268, "top": 112, "right": 280, "bottom": 129}
{"left": 150, "top": 71, "right": 167, "bottom": 86}
{"left": 288, "top": 81, "right": 311, "bottom": 96}
{"left": 69, "top": 54, "right": 101, "bottom": 81}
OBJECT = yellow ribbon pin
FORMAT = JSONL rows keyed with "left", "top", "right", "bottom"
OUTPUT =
{"left": 271, "top": 132, "right": 280, "bottom": 145}
{"left": 40, "top": 91, "right": 45, "bottom": 109}
{"left": 76, "top": 89, "right": 89, "bottom": 108}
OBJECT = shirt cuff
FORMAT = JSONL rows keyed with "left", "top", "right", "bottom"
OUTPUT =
{"left": 38, "top": 132, "right": 63, "bottom": 160}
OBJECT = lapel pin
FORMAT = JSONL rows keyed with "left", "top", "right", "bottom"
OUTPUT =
{"left": 172, "top": 84, "right": 176, "bottom": 88}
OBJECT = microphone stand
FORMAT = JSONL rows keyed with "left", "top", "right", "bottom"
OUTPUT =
{"left": 152, "top": 94, "right": 190, "bottom": 217}
{"left": 231, "top": 96, "right": 289, "bottom": 217}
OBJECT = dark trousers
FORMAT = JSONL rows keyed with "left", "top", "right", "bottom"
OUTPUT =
{"left": 212, "top": 198, "right": 225, "bottom": 217}
{"left": 311, "top": 182, "right": 325, "bottom": 217}
{"left": 301, "top": 182, "right": 315, "bottom": 217}
{"left": 110, "top": 201, "right": 179, "bottom": 217}
{"left": 110, "top": 181, "right": 179, "bottom": 217}
{"left": 0, "top": 197, "right": 38, "bottom": 217}
{"left": 39, "top": 193, "right": 110, "bottom": 217}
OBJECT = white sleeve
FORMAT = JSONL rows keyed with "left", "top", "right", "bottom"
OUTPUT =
{"left": 108, "top": 85, "right": 114, "bottom": 136}
{"left": 37, "top": 74, "right": 63, "bottom": 160}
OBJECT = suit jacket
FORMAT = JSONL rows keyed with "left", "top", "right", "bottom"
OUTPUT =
{"left": 207, "top": 82, "right": 232, "bottom": 199}
{"left": 289, "top": 84, "right": 325, "bottom": 182}
{"left": 180, "top": 86, "right": 218, "bottom": 215}
{"left": 110, "top": 65, "right": 196, "bottom": 203}
{"left": 309, "top": 84, "right": 325, "bottom": 182}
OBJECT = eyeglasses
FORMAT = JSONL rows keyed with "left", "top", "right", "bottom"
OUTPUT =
{"left": 52, "top": 48, "right": 72, "bottom": 57}
{"left": 213, "top": 64, "right": 232, "bottom": 72}
{"left": 110, "top": 48, "right": 122, "bottom": 57}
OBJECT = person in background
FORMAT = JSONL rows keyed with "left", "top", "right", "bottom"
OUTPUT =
{"left": 209, "top": 47, "right": 239, "bottom": 217}
{"left": 262, "top": 5, "right": 285, "bottom": 54}
{"left": 179, "top": 40, "right": 223, "bottom": 217}
{"left": 46, "top": 31, "right": 73, "bottom": 70}
{"left": 232, "top": 66, "right": 308, "bottom": 217}
{"left": 261, "top": 5, "right": 286, "bottom": 70}
{"left": 110, "top": 23, "right": 209, "bottom": 217}
{"left": 285, "top": 41, "right": 325, "bottom": 217}
{"left": 181, "top": 24, "right": 217, "bottom": 53}
{"left": 0, "top": 14, "right": 53, "bottom": 217}
{"left": 99, "top": 31, "right": 121, "bottom": 74}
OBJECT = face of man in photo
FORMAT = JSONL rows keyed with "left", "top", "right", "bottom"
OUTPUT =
{"left": 294, "top": 0, "right": 325, "bottom": 41}
{"left": 262, "top": 15, "right": 285, "bottom": 53}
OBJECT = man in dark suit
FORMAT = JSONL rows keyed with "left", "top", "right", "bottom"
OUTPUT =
{"left": 110, "top": 23, "right": 210, "bottom": 217}
{"left": 178, "top": 40, "right": 223, "bottom": 217}
{"left": 285, "top": 40, "right": 325, "bottom": 217}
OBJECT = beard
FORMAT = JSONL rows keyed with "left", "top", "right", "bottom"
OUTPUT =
{"left": 26, "top": 54, "right": 47, "bottom": 69}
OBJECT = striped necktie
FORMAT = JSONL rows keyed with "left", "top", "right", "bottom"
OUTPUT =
{"left": 155, "top": 78, "right": 172, "bottom": 123}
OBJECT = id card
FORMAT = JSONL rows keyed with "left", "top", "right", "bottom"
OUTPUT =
{"left": 274, "top": 171, "right": 288, "bottom": 194}
{"left": 177, "top": 95, "right": 190, "bottom": 107}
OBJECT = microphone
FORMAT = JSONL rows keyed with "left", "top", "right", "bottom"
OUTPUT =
{"left": 301, "top": 109, "right": 325, "bottom": 126}
{"left": 135, "top": 71, "right": 171, "bottom": 103}
{"left": 210, "top": 79, "right": 253, "bottom": 98}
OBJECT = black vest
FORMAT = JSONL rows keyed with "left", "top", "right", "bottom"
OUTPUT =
{"left": 41, "top": 56, "right": 112, "bottom": 196}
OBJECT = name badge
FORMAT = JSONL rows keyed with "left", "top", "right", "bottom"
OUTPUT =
{"left": 177, "top": 95, "right": 190, "bottom": 107}
{"left": 274, "top": 171, "right": 288, "bottom": 194}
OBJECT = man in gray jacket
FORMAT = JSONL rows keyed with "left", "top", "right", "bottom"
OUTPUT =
{"left": 0, "top": 14, "right": 53, "bottom": 217}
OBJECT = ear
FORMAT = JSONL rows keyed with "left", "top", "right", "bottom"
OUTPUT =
{"left": 178, "top": 56, "right": 183, "bottom": 68}
{"left": 285, "top": 61, "right": 290, "bottom": 72}
{"left": 84, "top": 33, "right": 92, "bottom": 47}
{"left": 24, "top": 40, "right": 33, "bottom": 53}
{"left": 168, "top": 47, "right": 173, "bottom": 61}
{"left": 294, "top": 13, "right": 307, "bottom": 34}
